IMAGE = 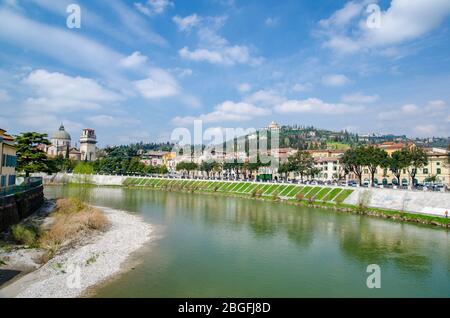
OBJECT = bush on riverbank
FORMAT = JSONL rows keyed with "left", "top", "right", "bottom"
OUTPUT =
{"left": 39, "top": 198, "right": 109, "bottom": 256}
{"left": 11, "top": 224, "right": 40, "bottom": 247}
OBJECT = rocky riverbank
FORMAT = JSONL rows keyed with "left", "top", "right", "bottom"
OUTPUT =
{"left": 0, "top": 204, "right": 151, "bottom": 298}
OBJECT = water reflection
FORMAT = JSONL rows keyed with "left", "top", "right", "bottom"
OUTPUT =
{"left": 44, "top": 186, "right": 450, "bottom": 296}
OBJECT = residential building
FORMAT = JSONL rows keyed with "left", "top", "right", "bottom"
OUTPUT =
{"left": 0, "top": 129, "right": 17, "bottom": 189}
{"left": 359, "top": 144, "right": 449, "bottom": 186}
{"left": 415, "top": 148, "right": 449, "bottom": 185}
{"left": 141, "top": 151, "right": 177, "bottom": 171}
{"left": 314, "top": 157, "right": 343, "bottom": 182}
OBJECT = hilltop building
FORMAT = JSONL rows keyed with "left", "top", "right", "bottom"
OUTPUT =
{"left": 267, "top": 121, "right": 280, "bottom": 132}
{"left": 0, "top": 129, "right": 17, "bottom": 189}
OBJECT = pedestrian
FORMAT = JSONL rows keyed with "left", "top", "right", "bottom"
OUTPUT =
{"left": 445, "top": 210, "right": 448, "bottom": 219}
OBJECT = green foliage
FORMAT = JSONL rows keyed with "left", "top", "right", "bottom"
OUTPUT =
{"left": 362, "top": 146, "right": 389, "bottom": 186}
{"left": 342, "top": 146, "right": 388, "bottom": 186}
{"left": 73, "top": 162, "right": 94, "bottom": 175}
{"left": 388, "top": 150, "right": 409, "bottom": 185}
{"left": 176, "top": 161, "right": 199, "bottom": 177}
{"left": 48, "top": 156, "right": 77, "bottom": 173}
{"left": 403, "top": 147, "right": 428, "bottom": 186}
{"left": 15, "top": 132, "right": 52, "bottom": 177}
{"left": 11, "top": 224, "right": 39, "bottom": 246}
{"left": 286, "top": 151, "right": 314, "bottom": 181}
{"left": 424, "top": 175, "right": 438, "bottom": 183}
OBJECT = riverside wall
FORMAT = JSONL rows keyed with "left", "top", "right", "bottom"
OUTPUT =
{"left": 45, "top": 173, "right": 450, "bottom": 216}
{"left": 0, "top": 186, "right": 44, "bottom": 232}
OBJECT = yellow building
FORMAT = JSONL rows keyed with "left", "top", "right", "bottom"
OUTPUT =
{"left": 416, "top": 148, "right": 449, "bottom": 185}
{"left": 360, "top": 143, "right": 450, "bottom": 187}
{"left": 0, "top": 128, "right": 17, "bottom": 189}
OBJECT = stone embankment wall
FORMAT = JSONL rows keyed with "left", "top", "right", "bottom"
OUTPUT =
{"left": 45, "top": 173, "right": 450, "bottom": 216}
{"left": 345, "top": 188, "right": 450, "bottom": 216}
{"left": 0, "top": 186, "right": 44, "bottom": 232}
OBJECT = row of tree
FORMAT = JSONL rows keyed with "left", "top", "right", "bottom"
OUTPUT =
{"left": 342, "top": 146, "right": 428, "bottom": 186}
{"left": 12, "top": 132, "right": 445, "bottom": 187}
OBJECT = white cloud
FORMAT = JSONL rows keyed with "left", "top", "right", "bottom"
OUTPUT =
{"left": 172, "top": 101, "right": 270, "bottom": 125}
{"left": 365, "top": 0, "right": 450, "bottom": 47}
{"left": 87, "top": 115, "right": 139, "bottom": 127}
{"left": 173, "top": 14, "right": 201, "bottom": 32}
{"left": 19, "top": 114, "right": 83, "bottom": 134}
{"left": 322, "top": 74, "right": 350, "bottom": 87}
{"left": 319, "top": 1, "right": 365, "bottom": 29}
{"left": 177, "top": 15, "right": 262, "bottom": 66}
{"left": 426, "top": 100, "right": 446, "bottom": 111}
{"left": 237, "top": 83, "right": 251, "bottom": 93}
{"left": 378, "top": 100, "right": 449, "bottom": 122}
{"left": 415, "top": 124, "right": 437, "bottom": 135}
{"left": 341, "top": 92, "right": 379, "bottom": 104}
{"left": 179, "top": 45, "right": 262, "bottom": 66}
{"left": 0, "top": 89, "right": 11, "bottom": 102}
{"left": 134, "top": 68, "right": 180, "bottom": 99}
{"left": 243, "top": 90, "right": 285, "bottom": 107}
{"left": 23, "top": 69, "right": 122, "bottom": 112}
{"left": 134, "top": 0, "right": 173, "bottom": 16}
{"left": 180, "top": 95, "right": 202, "bottom": 108}
{"left": 319, "top": 0, "right": 450, "bottom": 55}
{"left": 275, "top": 98, "right": 362, "bottom": 115}
{"left": 292, "top": 83, "right": 312, "bottom": 92}
{"left": 265, "top": 17, "right": 278, "bottom": 27}
{"left": 401, "top": 104, "right": 419, "bottom": 114}
{"left": 120, "top": 51, "right": 148, "bottom": 69}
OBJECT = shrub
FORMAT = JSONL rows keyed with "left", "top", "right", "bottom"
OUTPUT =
{"left": 39, "top": 198, "right": 109, "bottom": 253}
{"left": 296, "top": 193, "right": 305, "bottom": 201}
{"left": 272, "top": 191, "right": 280, "bottom": 201}
{"left": 11, "top": 224, "right": 38, "bottom": 246}
{"left": 356, "top": 190, "right": 372, "bottom": 213}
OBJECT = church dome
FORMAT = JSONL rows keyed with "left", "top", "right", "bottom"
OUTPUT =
{"left": 52, "top": 124, "right": 71, "bottom": 140}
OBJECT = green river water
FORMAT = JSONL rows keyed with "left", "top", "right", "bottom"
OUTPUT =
{"left": 45, "top": 186, "right": 450, "bottom": 298}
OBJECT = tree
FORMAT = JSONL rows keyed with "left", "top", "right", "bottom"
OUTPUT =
{"left": 363, "top": 146, "right": 388, "bottom": 186}
{"left": 388, "top": 150, "right": 409, "bottom": 186}
{"left": 342, "top": 147, "right": 366, "bottom": 186}
{"left": 278, "top": 162, "right": 291, "bottom": 181}
{"left": 287, "top": 151, "right": 314, "bottom": 182}
{"left": 48, "top": 156, "right": 77, "bottom": 173}
{"left": 176, "top": 161, "right": 198, "bottom": 178}
{"left": 212, "top": 162, "right": 223, "bottom": 178}
{"left": 200, "top": 161, "right": 215, "bottom": 178}
{"left": 15, "top": 132, "right": 52, "bottom": 177}
{"left": 73, "top": 162, "right": 94, "bottom": 175}
{"left": 403, "top": 147, "right": 428, "bottom": 187}
{"left": 307, "top": 167, "right": 321, "bottom": 180}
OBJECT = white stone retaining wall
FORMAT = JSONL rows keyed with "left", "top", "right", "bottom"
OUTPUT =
{"left": 44, "top": 173, "right": 450, "bottom": 216}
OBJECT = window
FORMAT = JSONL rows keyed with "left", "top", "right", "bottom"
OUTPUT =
{"left": 437, "top": 168, "right": 441, "bottom": 175}
{"left": 8, "top": 175, "right": 16, "bottom": 186}
{"left": 423, "top": 168, "right": 429, "bottom": 174}
{"left": 436, "top": 162, "right": 441, "bottom": 166}
{"left": 1, "top": 175, "right": 5, "bottom": 187}
{"left": 2, "top": 155, "right": 17, "bottom": 167}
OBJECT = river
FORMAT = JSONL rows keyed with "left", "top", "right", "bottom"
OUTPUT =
{"left": 45, "top": 186, "right": 450, "bottom": 298}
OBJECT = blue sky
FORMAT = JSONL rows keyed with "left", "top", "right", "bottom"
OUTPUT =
{"left": 0, "top": 0, "right": 449, "bottom": 146}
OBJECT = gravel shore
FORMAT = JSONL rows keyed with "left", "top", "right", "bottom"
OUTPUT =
{"left": 0, "top": 206, "right": 151, "bottom": 298}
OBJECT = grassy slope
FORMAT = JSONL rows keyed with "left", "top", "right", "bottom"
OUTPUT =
{"left": 122, "top": 177, "right": 449, "bottom": 227}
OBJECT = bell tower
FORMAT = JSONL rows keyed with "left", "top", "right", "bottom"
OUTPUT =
{"left": 80, "top": 129, "right": 97, "bottom": 161}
